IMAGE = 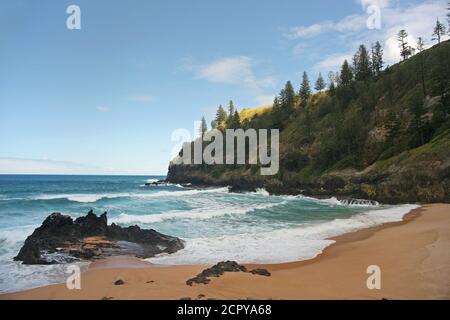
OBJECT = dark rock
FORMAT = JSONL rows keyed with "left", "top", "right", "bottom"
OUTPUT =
{"left": 107, "top": 223, "right": 184, "bottom": 256}
{"left": 186, "top": 275, "right": 210, "bottom": 286}
{"left": 74, "top": 210, "right": 108, "bottom": 237}
{"left": 229, "top": 184, "right": 257, "bottom": 193}
{"left": 114, "top": 279, "right": 125, "bottom": 285}
{"left": 144, "top": 180, "right": 165, "bottom": 186}
{"left": 101, "top": 296, "right": 113, "bottom": 300}
{"left": 186, "top": 261, "right": 248, "bottom": 286}
{"left": 166, "top": 156, "right": 450, "bottom": 204}
{"left": 15, "top": 210, "right": 184, "bottom": 265}
{"left": 321, "top": 176, "right": 346, "bottom": 191}
{"left": 197, "top": 294, "right": 205, "bottom": 299}
{"left": 250, "top": 268, "right": 271, "bottom": 277}
{"left": 179, "top": 297, "right": 192, "bottom": 300}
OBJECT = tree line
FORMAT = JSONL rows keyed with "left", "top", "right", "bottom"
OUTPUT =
{"left": 199, "top": 7, "right": 450, "bottom": 137}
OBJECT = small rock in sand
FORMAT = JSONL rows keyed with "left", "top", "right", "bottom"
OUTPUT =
{"left": 250, "top": 268, "right": 271, "bottom": 277}
{"left": 114, "top": 279, "right": 125, "bottom": 285}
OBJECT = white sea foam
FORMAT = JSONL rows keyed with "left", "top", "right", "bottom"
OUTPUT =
{"left": 32, "top": 187, "right": 230, "bottom": 203}
{"left": 293, "top": 195, "right": 379, "bottom": 207}
{"left": 111, "top": 200, "right": 286, "bottom": 224}
{"left": 254, "top": 188, "right": 270, "bottom": 196}
{"left": 134, "top": 187, "right": 230, "bottom": 199}
{"left": 0, "top": 225, "right": 37, "bottom": 245}
{"left": 148, "top": 204, "right": 418, "bottom": 265}
{"left": 241, "top": 189, "right": 379, "bottom": 207}
{"left": 33, "top": 193, "right": 129, "bottom": 203}
{"left": 0, "top": 225, "right": 89, "bottom": 294}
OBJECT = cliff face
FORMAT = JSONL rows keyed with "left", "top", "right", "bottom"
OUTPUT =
{"left": 167, "top": 141, "right": 449, "bottom": 204}
{"left": 167, "top": 41, "right": 450, "bottom": 204}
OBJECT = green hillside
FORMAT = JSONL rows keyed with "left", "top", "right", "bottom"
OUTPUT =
{"left": 167, "top": 40, "right": 450, "bottom": 204}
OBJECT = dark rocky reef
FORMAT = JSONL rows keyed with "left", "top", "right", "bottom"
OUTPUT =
{"left": 144, "top": 179, "right": 165, "bottom": 186}
{"left": 166, "top": 159, "right": 450, "bottom": 204}
{"left": 14, "top": 210, "right": 184, "bottom": 265}
{"left": 186, "top": 261, "right": 270, "bottom": 286}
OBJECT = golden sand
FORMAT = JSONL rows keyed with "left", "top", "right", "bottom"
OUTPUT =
{"left": 2, "top": 204, "right": 449, "bottom": 300}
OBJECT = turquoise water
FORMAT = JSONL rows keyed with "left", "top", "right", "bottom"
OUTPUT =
{"left": 0, "top": 175, "right": 417, "bottom": 293}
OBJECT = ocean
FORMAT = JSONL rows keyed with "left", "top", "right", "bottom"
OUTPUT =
{"left": 0, "top": 174, "right": 418, "bottom": 293}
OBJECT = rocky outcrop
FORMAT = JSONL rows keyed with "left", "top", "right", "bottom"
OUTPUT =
{"left": 14, "top": 210, "right": 184, "bottom": 265}
{"left": 186, "top": 261, "right": 270, "bottom": 286}
{"left": 166, "top": 157, "right": 450, "bottom": 204}
{"left": 144, "top": 180, "right": 165, "bottom": 186}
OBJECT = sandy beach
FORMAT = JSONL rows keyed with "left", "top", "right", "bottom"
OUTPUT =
{"left": 2, "top": 203, "right": 449, "bottom": 300}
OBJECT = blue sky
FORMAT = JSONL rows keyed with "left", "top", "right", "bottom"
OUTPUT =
{"left": 0, "top": 0, "right": 448, "bottom": 174}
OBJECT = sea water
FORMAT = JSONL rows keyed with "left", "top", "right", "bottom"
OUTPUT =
{"left": 0, "top": 174, "right": 418, "bottom": 293}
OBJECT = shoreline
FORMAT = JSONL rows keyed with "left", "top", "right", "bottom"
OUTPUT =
{"left": 1, "top": 203, "right": 449, "bottom": 300}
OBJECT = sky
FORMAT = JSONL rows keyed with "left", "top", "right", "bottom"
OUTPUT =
{"left": 0, "top": 0, "right": 448, "bottom": 175}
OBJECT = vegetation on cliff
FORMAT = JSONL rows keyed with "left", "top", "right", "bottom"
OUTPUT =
{"left": 168, "top": 38, "right": 450, "bottom": 204}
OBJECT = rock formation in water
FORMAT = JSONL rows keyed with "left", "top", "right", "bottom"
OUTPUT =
{"left": 14, "top": 210, "right": 184, "bottom": 265}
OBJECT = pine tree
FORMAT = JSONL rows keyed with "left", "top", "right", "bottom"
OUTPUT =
{"left": 328, "top": 71, "right": 339, "bottom": 86}
{"left": 371, "top": 41, "right": 384, "bottom": 77}
{"left": 417, "top": 37, "right": 425, "bottom": 53}
{"left": 228, "top": 100, "right": 235, "bottom": 117}
{"left": 432, "top": 18, "right": 446, "bottom": 44}
{"left": 226, "top": 100, "right": 235, "bottom": 128}
{"left": 199, "top": 116, "right": 208, "bottom": 136}
{"left": 328, "top": 81, "right": 336, "bottom": 96}
{"left": 353, "top": 44, "right": 372, "bottom": 81}
{"left": 314, "top": 73, "right": 326, "bottom": 92}
{"left": 281, "top": 81, "right": 296, "bottom": 111}
{"left": 398, "top": 29, "right": 412, "bottom": 61}
{"left": 271, "top": 96, "right": 283, "bottom": 128}
{"left": 213, "top": 105, "right": 227, "bottom": 129}
{"left": 340, "top": 60, "right": 353, "bottom": 85}
{"left": 416, "top": 37, "right": 427, "bottom": 96}
{"left": 230, "top": 110, "right": 241, "bottom": 129}
{"left": 299, "top": 72, "right": 311, "bottom": 105}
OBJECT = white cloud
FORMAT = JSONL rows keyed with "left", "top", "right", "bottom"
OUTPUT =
{"left": 305, "top": 0, "right": 449, "bottom": 73}
{"left": 314, "top": 53, "right": 353, "bottom": 71}
{"left": 381, "top": 1, "right": 449, "bottom": 64}
{"left": 357, "top": 0, "right": 391, "bottom": 10}
{"left": 188, "top": 56, "right": 276, "bottom": 105}
{"left": 96, "top": 106, "right": 111, "bottom": 112}
{"left": 196, "top": 56, "right": 254, "bottom": 84}
{"left": 287, "top": 24, "right": 324, "bottom": 39}
{"left": 286, "top": 15, "right": 367, "bottom": 39}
